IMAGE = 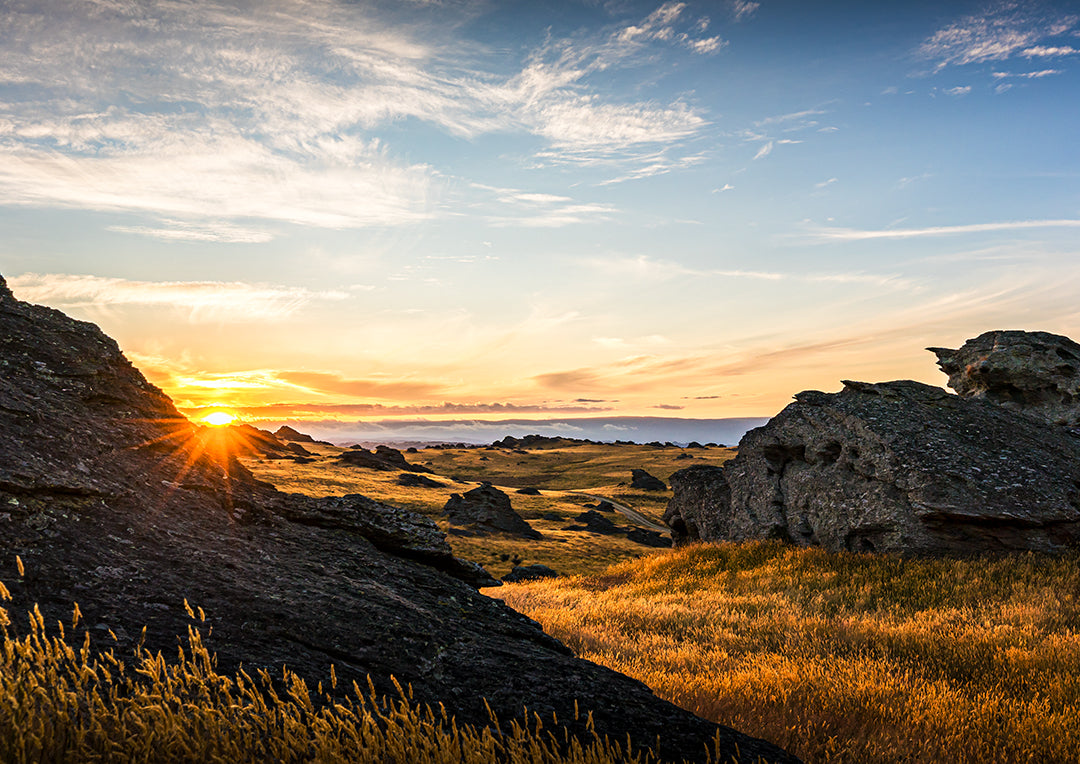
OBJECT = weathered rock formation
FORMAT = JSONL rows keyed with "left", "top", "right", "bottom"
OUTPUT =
{"left": 337, "top": 444, "right": 432, "bottom": 473}
{"left": 666, "top": 335, "right": 1080, "bottom": 556}
{"left": 274, "top": 425, "right": 330, "bottom": 445}
{"left": 396, "top": 472, "right": 445, "bottom": 488}
{"left": 631, "top": 468, "right": 667, "bottom": 491}
{"left": 627, "top": 527, "right": 673, "bottom": 548}
{"left": 443, "top": 484, "right": 542, "bottom": 540}
{"left": 0, "top": 274, "right": 795, "bottom": 764}
{"left": 930, "top": 330, "right": 1080, "bottom": 427}
{"left": 224, "top": 423, "right": 312, "bottom": 459}
{"left": 502, "top": 564, "right": 559, "bottom": 583}
{"left": 566, "top": 510, "right": 621, "bottom": 535}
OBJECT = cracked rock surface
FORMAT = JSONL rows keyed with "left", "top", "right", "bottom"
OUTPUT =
{"left": 666, "top": 369, "right": 1080, "bottom": 555}
{"left": 0, "top": 275, "right": 796, "bottom": 763}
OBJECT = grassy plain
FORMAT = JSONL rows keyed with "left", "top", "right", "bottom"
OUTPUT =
{"left": 495, "top": 541, "right": 1080, "bottom": 764}
{"left": 241, "top": 441, "right": 734, "bottom": 578}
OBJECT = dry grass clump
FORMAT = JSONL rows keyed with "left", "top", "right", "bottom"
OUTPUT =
{"left": 0, "top": 589, "right": 691, "bottom": 763}
{"left": 495, "top": 542, "right": 1080, "bottom": 764}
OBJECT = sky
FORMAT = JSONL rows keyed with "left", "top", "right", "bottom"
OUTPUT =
{"left": 2, "top": 0, "right": 1080, "bottom": 432}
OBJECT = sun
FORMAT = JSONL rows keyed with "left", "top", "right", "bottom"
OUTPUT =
{"left": 202, "top": 411, "right": 237, "bottom": 427}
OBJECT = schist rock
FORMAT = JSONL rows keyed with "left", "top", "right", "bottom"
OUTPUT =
{"left": 396, "top": 472, "right": 445, "bottom": 488}
{"left": 573, "top": 510, "right": 621, "bottom": 535}
{"left": 274, "top": 425, "right": 331, "bottom": 446}
{"left": 665, "top": 364, "right": 1080, "bottom": 556}
{"left": 337, "top": 444, "right": 433, "bottom": 473}
{"left": 0, "top": 273, "right": 796, "bottom": 764}
{"left": 210, "top": 423, "right": 312, "bottom": 459}
{"left": 627, "top": 527, "right": 673, "bottom": 548}
{"left": 631, "top": 468, "right": 667, "bottom": 491}
{"left": 502, "top": 564, "right": 559, "bottom": 583}
{"left": 443, "top": 484, "right": 542, "bottom": 540}
{"left": 930, "top": 330, "right": 1080, "bottom": 427}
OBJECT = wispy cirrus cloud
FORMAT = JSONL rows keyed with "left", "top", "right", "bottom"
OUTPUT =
{"left": 582, "top": 254, "right": 914, "bottom": 289}
{"left": 0, "top": 0, "right": 717, "bottom": 234}
{"left": 809, "top": 219, "right": 1080, "bottom": 241}
{"left": 8, "top": 273, "right": 347, "bottom": 321}
{"left": 918, "top": 4, "right": 1078, "bottom": 71}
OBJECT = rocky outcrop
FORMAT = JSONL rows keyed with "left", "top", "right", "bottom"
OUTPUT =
{"left": 566, "top": 509, "right": 621, "bottom": 535}
{"left": 502, "top": 564, "right": 559, "bottom": 583}
{"left": 631, "top": 468, "right": 666, "bottom": 491}
{"left": 225, "top": 423, "right": 312, "bottom": 459}
{"left": 930, "top": 330, "right": 1080, "bottom": 427}
{"left": 337, "top": 444, "right": 432, "bottom": 473}
{"left": 396, "top": 472, "right": 444, "bottom": 488}
{"left": 665, "top": 374, "right": 1080, "bottom": 556}
{"left": 0, "top": 274, "right": 796, "bottom": 764}
{"left": 627, "top": 527, "right": 673, "bottom": 548}
{"left": 274, "top": 425, "right": 330, "bottom": 445}
{"left": 443, "top": 484, "right": 542, "bottom": 539}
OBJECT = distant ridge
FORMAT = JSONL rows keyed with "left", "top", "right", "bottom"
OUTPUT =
{"left": 255, "top": 415, "right": 771, "bottom": 448}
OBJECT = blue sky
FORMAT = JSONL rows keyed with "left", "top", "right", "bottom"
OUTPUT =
{"left": 2, "top": 0, "right": 1079, "bottom": 423}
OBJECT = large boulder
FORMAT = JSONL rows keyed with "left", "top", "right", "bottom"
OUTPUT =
{"left": 631, "top": 468, "right": 667, "bottom": 491}
{"left": 337, "top": 444, "right": 432, "bottom": 473}
{"left": 443, "top": 484, "right": 542, "bottom": 539}
{"left": 666, "top": 377, "right": 1080, "bottom": 555}
{"left": 930, "top": 330, "right": 1080, "bottom": 427}
{"left": 0, "top": 274, "right": 796, "bottom": 764}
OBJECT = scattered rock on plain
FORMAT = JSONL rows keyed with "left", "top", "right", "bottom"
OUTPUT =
{"left": 631, "top": 469, "right": 667, "bottom": 491}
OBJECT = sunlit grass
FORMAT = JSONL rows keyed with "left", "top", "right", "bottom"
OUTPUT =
{"left": 0, "top": 592, "right": 760, "bottom": 763}
{"left": 495, "top": 542, "right": 1080, "bottom": 764}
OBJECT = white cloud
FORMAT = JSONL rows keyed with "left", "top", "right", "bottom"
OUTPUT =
{"left": 753, "top": 141, "right": 774, "bottom": 160}
{"left": 0, "top": 0, "right": 715, "bottom": 233}
{"left": 944, "top": 85, "right": 973, "bottom": 95}
{"left": 992, "top": 69, "right": 1062, "bottom": 78}
{"left": 581, "top": 255, "right": 913, "bottom": 289}
{"left": 809, "top": 219, "right": 1080, "bottom": 241}
{"left": 814, "top": 177, "right": 838, "bottom": 189}
{"left": 615, "top": 2, "right": 726, "bottom": 55}
{"left": 919, "top": 6, "right": 1078, "bottom": 70}
{"left": 105, "top": 220, "right": 274, "bottom": 243}
{"left": 8, "top": 273, "right": 347, "bottom": 321}
{"left": 731, "top": 1, "right": 760, "bottom": 22}
{"left": 1022, "top": 45, "right": 1078, "bottom": 57}
{"left": 713, "top": 183, "right": 735, "bottom": 193}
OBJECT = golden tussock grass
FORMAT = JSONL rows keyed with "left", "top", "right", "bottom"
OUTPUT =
{"left": 0, "top": 590, "right": 716, "bottom": 763}
{"left": 494, "top": 541, "right": 1080, "bottom": 764}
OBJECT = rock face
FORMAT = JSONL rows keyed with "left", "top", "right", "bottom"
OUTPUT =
{"left": 0, "top": 275, "right": 796, "bottom": 764}
{"left": 570, "top": 510, "right": 621, "bottom": 535}
{"left": 396, "top": 472, "right": 445, "bottom": 488}
{"left": 337, "top": 444, "right": 432, "bottom": 473}
{"left": 227, "top": 423, "right": 312, "bottom": 459}
{"left": 443, "top": 484, "right": 542, "bottom": 540}
{"left": 631, "top": 469, "right": 666, "bottom": 491}
{"left": 274, "top": 425, "right": 329, "bottom": 445}
{"left": 665, "top": 376, "right": 1080, "bottom": 556}
{"left": 930, "top": 330, "right": 1080, "bottom": 427}
{"left": 627, "top": 527, "right": 673, "bottom": 548}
